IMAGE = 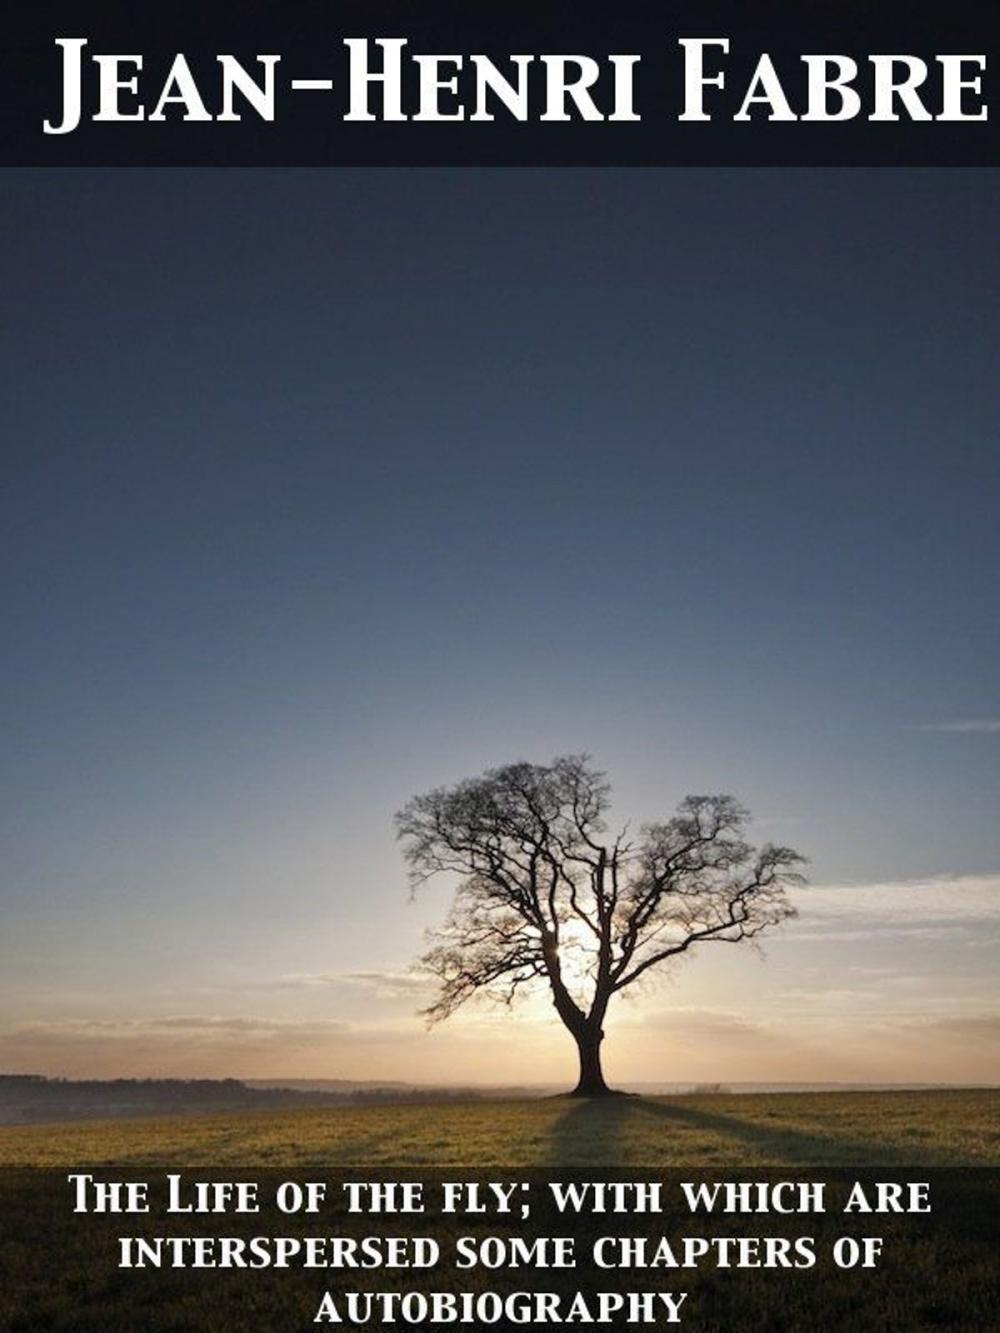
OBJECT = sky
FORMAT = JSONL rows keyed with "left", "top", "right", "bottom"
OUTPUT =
{"left": 1, "top": 169, "right": 997, "bottom": 1087}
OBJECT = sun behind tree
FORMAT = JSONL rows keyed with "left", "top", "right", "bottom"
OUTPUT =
{"left": 397, "top": 755, "right": 806, "bottom": 1096}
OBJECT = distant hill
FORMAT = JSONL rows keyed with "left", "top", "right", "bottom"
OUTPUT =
{"left": 1, "top": 1073, "right": 983, "bottom": 1125}
{"left": 0, "top": 1075, "right": 489, "bottom": 1126}
{"left": 244, "top": 1078, "right": 411, "bottom": 1093}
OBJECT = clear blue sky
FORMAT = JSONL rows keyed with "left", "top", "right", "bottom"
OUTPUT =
{"left": 1, "top": 170, "right": 997, "bottom": 1083}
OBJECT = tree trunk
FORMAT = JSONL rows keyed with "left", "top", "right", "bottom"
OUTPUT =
{"left": 571, "top": 1025, "right": 610, "bottom": 1096}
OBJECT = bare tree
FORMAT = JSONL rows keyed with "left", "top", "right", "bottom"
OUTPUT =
{"left": 396, "top": 755, "right": 806, "bottom": 1096}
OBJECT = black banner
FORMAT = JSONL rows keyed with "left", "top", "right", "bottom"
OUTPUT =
{"left": 3, "top": 1167, "right": 996, "bottom": 1331}
{"left": 1, "top": 0, "right": 998, "bottom": 166}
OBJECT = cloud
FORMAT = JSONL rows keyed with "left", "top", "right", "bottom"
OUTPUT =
{"left": 895, "top": 1013, "right": 1000, "bottom": 1042}
{"left": 918, "top": 720, "right": 1000, "bottom": 735}
{"left": 0, "top": 1014, "right": 430, "bottom": 1080}
{"left": 5, "top": 1016, "right": 354, "bottom": 1045}
{"left": 340, "top": 971, "right": 436, "bottom": 1000}
{"left": 777, "top": 987, "right": 881, "bottom": 1004}
{"left": 208, "top": 970, "right": 436, "bottom": 999}
{"left": 634, "top": 1007, "right": 775, "bottom": 1042}
{"left": 787, "top": 873, "right": 1000, "bottom": 940}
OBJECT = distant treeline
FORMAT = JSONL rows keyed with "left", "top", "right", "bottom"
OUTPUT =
{"left": 0, "top": 1075, "right": 487, "bottom": 1125}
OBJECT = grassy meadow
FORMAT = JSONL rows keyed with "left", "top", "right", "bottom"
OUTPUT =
{"left": 1, "top": 1091, "right": 996, "bottom": 1332}
{"left": 0, "top": 1087, "right": 997, "bottom": 1169}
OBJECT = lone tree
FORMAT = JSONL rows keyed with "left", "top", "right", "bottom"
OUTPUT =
{"left": 396, "top": 756, "right": 806, "bottom": 1096}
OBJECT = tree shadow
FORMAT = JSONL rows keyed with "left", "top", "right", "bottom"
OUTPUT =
{"left": 628, "top": 1097, "right": 933, "bottom": 1167}
{"left": 546, "top": 1095, "right": 635, "bottom": 1166}
{"left": 546, "top": 1095, "right": 933, "bottom": 1168}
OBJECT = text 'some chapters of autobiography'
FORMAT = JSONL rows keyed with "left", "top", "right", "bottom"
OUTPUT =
{"left": 66, "top": 1173, "right": 932, "bottom": 1325}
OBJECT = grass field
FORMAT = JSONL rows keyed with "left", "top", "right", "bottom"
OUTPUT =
{"left": 1, "top": 1087, "right": 997, "bottom": 1168}
{"left": 1, "top": 1091, "right": 997, "bottom": 1331}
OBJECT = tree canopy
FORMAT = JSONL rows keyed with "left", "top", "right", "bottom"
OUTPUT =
{"left": 397, "top": 755, "right": 806, "bottom": 1094}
